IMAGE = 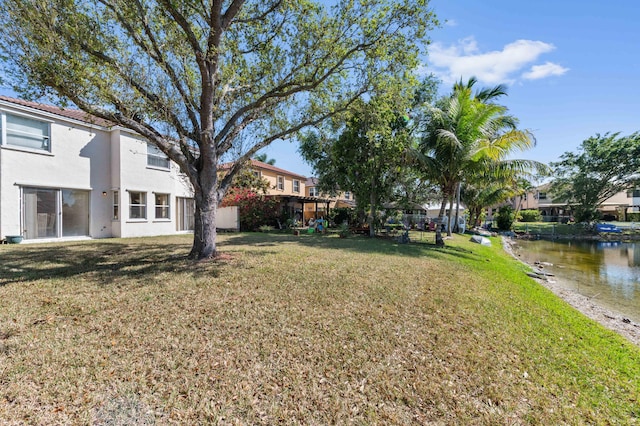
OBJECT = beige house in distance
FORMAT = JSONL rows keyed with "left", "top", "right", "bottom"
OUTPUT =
{"left": 223, "top": 160, "right": 332, "bottom": 225}
{"left": 507, "top": 183, "right": 637, "bottom": 222}
{"left": 303, "top": 177, "right": 355, "bottom": 222}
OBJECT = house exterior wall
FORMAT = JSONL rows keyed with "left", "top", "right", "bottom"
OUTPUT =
{"left": 113, "top": 131, "right": 193, "bottom": 238}
{"left": 0, "top": 104, "right": 113, "bottom": 239}
{"left": 259, "top": 168, "right": 305, "bottom": 197}
{"left": 0, "top": 98, "right": 193, "bottom": 241}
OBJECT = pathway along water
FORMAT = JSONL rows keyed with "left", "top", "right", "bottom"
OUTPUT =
{"left": 508, "top": 238, "right": 640, "bottom": 345}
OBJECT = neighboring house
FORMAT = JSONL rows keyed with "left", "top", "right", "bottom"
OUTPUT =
{"left": 0, "top": 96, "right": 197, "bottom": 242}
{"left": 506, "top": 183, "right": 637, "bottom": 222}
{"left": 220, "top": 160, "right": 331, "bottom": 225}
{"left": 303, "top": 177, "right": 355, "bottom": 221}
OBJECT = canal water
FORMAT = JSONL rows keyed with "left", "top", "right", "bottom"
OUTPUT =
{"left": 512, "top": 239, "right": 640, "bottom": 324}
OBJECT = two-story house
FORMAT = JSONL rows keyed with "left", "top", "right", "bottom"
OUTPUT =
{"left": 303, "top": 177, "right": 355, "bottom": 222}
{"left": 508, "top": 183, "right": 634, "bottom": 222}
{"left": 221, "top": 161, "right": 332, "bottom": 225}
{"left": 0, "top": 96, "right": 194, "bottom": 242}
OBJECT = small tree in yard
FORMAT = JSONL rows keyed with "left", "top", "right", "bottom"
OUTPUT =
{"left": 0, "top": 0, "right": 437, "bottom": 259}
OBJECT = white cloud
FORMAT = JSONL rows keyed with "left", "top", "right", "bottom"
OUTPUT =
{"left": 425, "top": 37, "right": 567, "bottom": 85}
{"left": 522, "top": 62, "right": 569, "bottom": 80}
{"left": 444, "top": 19, "right": 457, "bottom": 27}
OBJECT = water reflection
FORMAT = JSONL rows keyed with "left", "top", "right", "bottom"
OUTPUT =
{"left": 514, "top": 239, "right": 640, "bottom": 323}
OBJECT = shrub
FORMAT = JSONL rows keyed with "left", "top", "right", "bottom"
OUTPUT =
{"left": 518, "top": 209, "right": 542, "bottom": 222}
{"left": 329, "top": 207, "right": 356, "bottom": 227}
{"left": 496, "top": 205, "right": 515, "bottom": 231}
{"left": 221, "top": 188, "right": 280, "bottom": 231}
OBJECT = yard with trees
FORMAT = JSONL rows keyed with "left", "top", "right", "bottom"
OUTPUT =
{"left": 0, "top": 0, "right": 437, "bottom": 259}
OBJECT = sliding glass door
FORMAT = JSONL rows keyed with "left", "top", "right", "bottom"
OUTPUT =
{"left": 23, "top": 188, "right": 57, "bottom": 239}
{"left": 22, "top": 187, "right": 89, "bottom": 239}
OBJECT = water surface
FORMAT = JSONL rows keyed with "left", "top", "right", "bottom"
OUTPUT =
{"left": 513, "top": 239, "right": 640, "bottom": 323}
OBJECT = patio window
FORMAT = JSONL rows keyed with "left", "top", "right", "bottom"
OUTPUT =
{"left": 129, "top": 191, "right": 147, "bottom": 219}
{"left": 155, "top": 193, "right": 170, "bottom": 219}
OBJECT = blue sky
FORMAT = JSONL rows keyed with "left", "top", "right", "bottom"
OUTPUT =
{"left": 3, "top": 1, "right": 638, "bottom": 178}
{"left": 266, "top": 0, "right": 640, "bottom": 177}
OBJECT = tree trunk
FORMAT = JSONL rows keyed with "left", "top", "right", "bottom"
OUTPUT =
{"left": 368, "top": 187, "right": 376, "bottom": 238}
{"left": 189, "top": 189, "right": 219, "bottom": 259}
{"left": 187, "top": 141, "right": 220, "bottom": 260}
{"left": 453, "top": 182, "right": 461, "bottom": 233}
{"left": 437, "top": 196, "right": 447, "bottom": 223}
{"left": 447, "top": 196, "right": 454, "bottom": 237}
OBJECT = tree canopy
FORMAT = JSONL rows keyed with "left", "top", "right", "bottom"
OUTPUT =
{"left": 0, "top": 0, "right": 437, "bottom": 258}
{"left": 413, "top": 77, "right": 543, "bottom": 235}
{"left": 550, "top": 132, "right": 640, "bottom": 222}
{"left": 300, "top": 93, "right": 413, "bottom": 236}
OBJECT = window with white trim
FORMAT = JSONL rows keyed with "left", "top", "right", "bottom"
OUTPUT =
{"left": 344, "top": 191, "right": 351, "bottom": 200}
{"left": 309, "top": 187, "right": 318, "bottom": 197}
{"left": 293, "top": 179, "right": 300, "bottom": 193}
{"left": 147, "top": 143, "right": 170, "bottom": 169}
{"left": 113, "top": 191, "right": 119, "bottom": 220}
{"left": 155, "top": 193, "right": 170, "bottom": 219}
{"left": 129, "top": 191, "right": 147, "bottom": 219}
{"left": 277, "top": 175, "right": 284, "bottom": 191}
{"left": 1, "top": 113, "right": 50, "bottom": 151}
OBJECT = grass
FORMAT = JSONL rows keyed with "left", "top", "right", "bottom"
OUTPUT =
{"left": 0, "top": 232, "right": 638, "bottom": 424}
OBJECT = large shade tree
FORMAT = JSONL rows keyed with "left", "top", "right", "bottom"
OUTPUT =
{"left": 300, "top": 92, "right": 413, "bottom": 237}
{"left": 550, "top": 132, "right": 640, "bottom": 222}
{"left": 414, "top": 77, "right": 542, "bottom": 236}
{"left": 0, "top": 0, "right": 437, "bottom": 258}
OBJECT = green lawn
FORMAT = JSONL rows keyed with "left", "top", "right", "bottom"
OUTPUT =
{"left": 0, "top": 232, "right": 638, "bottom": 424}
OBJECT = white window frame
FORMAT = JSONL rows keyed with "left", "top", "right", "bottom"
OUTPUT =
{"left": 293, "top": 179, "right": 300, "bottom": 193}
{"left": 113, "top": 191, "right": 119, "bottom": 221}
{"left": 344, "top": 191, "right": 351, "bottom": 200}
{"left": 1, "top": 111, "right": 52, "bottom": 153}
{"left": 277, "top": 175, "right": 284, "bottom": 191}
{"left": 154, "top": 193, "right": 170, "bottom": 220}
{"left": 147, "top": 143, "right": 170, "bottom": 169}
{"left": 129, "top": 191, "right": 147, "bottom": 220}
{"left": 309, "top": 187, "right": 318, "bottom": 197}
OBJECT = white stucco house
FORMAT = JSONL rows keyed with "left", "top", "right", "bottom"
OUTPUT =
{"left": 0, "top": 95, "right": 203, "bottom": 242}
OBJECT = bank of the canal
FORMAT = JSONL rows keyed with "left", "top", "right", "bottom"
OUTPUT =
{"left": 504, "top": 236, "right": 640, "bottom": 346}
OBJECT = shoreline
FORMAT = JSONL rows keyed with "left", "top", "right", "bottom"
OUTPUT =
{"left": 501, "top": 237, "right": 640, "bottom": 347}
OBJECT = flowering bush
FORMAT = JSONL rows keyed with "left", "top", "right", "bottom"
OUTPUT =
{"left": 221, "top": 188, "right": 280, "bottom": 231}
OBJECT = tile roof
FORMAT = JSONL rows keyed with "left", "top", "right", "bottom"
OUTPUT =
{"left": 0, "top": 95, "right": 114, "bottom": 128}
{"left": 220, "top": 159, "right": 307, "bottom": 179}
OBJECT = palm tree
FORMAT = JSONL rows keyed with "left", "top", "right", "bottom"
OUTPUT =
{"left": 414, "top": 77, "right": 542, "bottom": 236}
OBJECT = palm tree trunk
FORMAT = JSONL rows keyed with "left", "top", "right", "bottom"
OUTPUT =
{"left": 453, "top": 182, "right": 461, "bottom": 233}
{"left": 447, "top": 195, "right": 454, "bottom": 237}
